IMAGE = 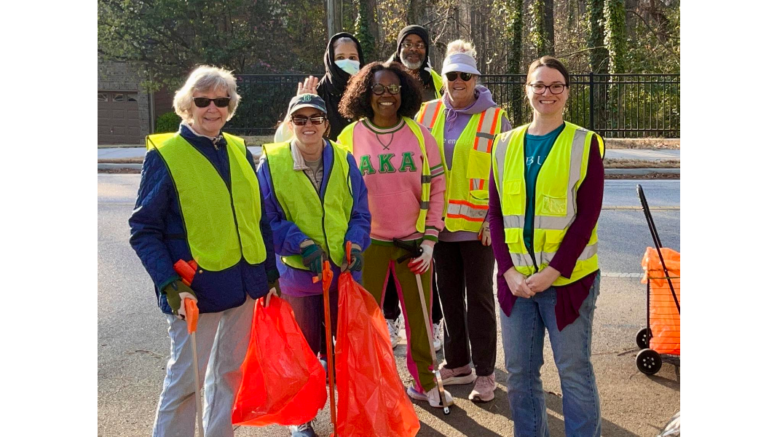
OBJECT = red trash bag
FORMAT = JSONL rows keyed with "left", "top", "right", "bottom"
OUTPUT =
{"left": 335, "top": 269, "right": 421, "bottom": 437}
{"left": 641, "top": 247, "right": 681, "bottom": 355}
{"left": 232, "top": 296, "right": 327, "bottom": 427}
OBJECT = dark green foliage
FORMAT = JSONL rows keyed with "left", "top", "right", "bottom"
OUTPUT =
{"left": 155, "top": 111, "right": 181, "bottom": 133}
{"left": 587, "top": 0, "right": 608, "bottom": 73}
{"left": 604, "top": 0, "right": 627, "bottom": 73}
{"left": 529, "top": 0, "right": 552, "bottom": 57}
{"left": 355, "top": 0, "right": 378, "bottom": 61}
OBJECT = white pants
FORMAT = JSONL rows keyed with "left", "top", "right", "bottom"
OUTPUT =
{"left": 152, "top": 296, "right": 255, "bottom": 437}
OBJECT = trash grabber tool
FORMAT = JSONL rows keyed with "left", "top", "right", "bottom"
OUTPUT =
{"left": 184, "top": 298, "right": 205, "bottom": 437}
{"left": 320, "top": 260, "right": 337, "bottom": 435}
{"left": 393, "top": 238, "right": 451, "bottom": 415}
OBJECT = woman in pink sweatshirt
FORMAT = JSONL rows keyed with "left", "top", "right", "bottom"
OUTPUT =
{"left": 337, "top": 61, "right": 452, "bottom": 409}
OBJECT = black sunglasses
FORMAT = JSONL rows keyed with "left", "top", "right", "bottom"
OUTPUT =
{"left": 193, "top": 97, "right": 230, "bottom": 108}
{"left": 291, "top": 115, "right": 327, "bottom": 126}
{"left": 445, "top": 72, "right": 474, "bottom": 82}
{"left": 371, "top": 83, "right": 402, "bottom": 96}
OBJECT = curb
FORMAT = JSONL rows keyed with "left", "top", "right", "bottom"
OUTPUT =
{"left": 98, "top": 163, "right": 680, "bottom": 177}
{"left": 99, "top": 163, "right": 143, "bottom": 171}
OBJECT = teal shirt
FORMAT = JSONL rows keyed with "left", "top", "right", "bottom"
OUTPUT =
{"left": 523, "top": 122, "right": 566, "bottom": 258}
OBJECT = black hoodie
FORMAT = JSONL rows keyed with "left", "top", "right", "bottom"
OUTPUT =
{"left": 316, "top": 32, "right": 365, "bottom": 139}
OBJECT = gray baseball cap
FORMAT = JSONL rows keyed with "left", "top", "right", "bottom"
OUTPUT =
{"left": 286, "top": 93, "right": 327, "bottom": 119}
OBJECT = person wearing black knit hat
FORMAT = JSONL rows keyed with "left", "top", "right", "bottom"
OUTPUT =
{"left": 388, "top": 25, "right": 443, "bottom": 102}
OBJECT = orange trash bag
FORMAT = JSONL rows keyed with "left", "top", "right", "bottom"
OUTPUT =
{"left": 641, "top": 247, "right": 681, "bottom": 355}
{"left": 335, "top": 269, "right": 421, "bottom": 437}
{"left": 232, "top": 296, "right": 327, "bottom": 427}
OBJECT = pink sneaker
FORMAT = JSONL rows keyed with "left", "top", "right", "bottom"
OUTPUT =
{"left": 438, "top": 364, "right": 477, "bottom": 385}
{"left": 468, "top": 373, "right": 496, "bottom": 402}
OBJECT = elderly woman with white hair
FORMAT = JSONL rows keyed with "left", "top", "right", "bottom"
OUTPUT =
{"left": 415, "top": 40, "right": 512, "bottom": 403}
{"left": 129, "top": 65, "right": 279, "bottom": 437}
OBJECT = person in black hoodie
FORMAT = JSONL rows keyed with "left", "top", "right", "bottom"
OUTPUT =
{"left": 388, "top": 25, "right": 444, "bottom": 102}
{"left": 296, "top": 32, "right": 365, "bottom": 140}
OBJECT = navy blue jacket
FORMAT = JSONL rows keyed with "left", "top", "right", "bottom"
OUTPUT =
{"left": 129, "top": 125, "right": 279, "bottom": 314}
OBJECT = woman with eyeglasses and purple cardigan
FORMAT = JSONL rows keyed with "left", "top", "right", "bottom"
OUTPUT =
{"left": 256, "top": 93, "right": 371, "bottom": 437}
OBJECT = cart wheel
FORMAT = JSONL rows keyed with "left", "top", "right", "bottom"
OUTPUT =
{"left": 636, "top": 348, "right": 662, "bottom": 375}
{"left": 636, "top": 328, "right": 652, "bottom": 349}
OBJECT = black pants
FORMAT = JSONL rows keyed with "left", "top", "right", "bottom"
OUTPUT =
{"left": 383, "top": 264, "right": 442, "bottom": 324}
{"left": 434, "top": 240, "right": 497, "bottom": 376}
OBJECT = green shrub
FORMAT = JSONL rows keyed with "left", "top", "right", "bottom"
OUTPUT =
{"left": 155, "top": 111, "right": 181, "bottom": 133}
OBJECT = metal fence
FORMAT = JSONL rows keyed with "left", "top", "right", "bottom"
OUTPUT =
{"left": 226, "top": 73, "right": 680, "bottom": 138}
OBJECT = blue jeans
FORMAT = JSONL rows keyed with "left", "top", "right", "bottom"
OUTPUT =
{"left": 501, "top": 273, "right": 601, "bottom": 437}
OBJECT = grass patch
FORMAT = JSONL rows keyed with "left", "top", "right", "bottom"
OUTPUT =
{"left": 605, "top": 138, "right": 680, "bottom": 150}
{"left": 603, "top": 159, "right": 679, "bottom": 168}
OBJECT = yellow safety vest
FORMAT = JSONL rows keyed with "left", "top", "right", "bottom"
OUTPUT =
{"left": 145, "top": 132, "right": 266, "bottom": 271}
{"left": 263, "top": 141, "right": 353, "bottom": 269}
{"left": 337, "top": 117, "right": 431, "bottom": 233}
{"left": 491, "top": 122, "right": 604, "bottom": 286}
{"left": 430, "top": 70, "right": 443, "bottom": 100}
{"left": 417, "top": 100, "right": 504, "bottom": 232}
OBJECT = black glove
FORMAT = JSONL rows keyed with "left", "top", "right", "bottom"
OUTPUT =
{"left": 346, "top": 246, "right": 363, "bottom": 272}
{"left": 163, "top": 280, "right": 197, "bottom": 318}
{"left": 301, "top": 243, "right": 327, "bottom": 274}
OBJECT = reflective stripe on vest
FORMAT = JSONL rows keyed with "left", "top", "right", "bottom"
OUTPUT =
{"left": 337, "top": 118, "right": 431, "bottom": 233}
{"left": 263, "top": 141, "right": 353, "bottom": 269}
{"left": 146, "top": 132, "right": 266, "bottom": 271}
{"left": 492, "top": 122, "right": 604, "bottom": 286}
{"left": 417, "top": 100, "right": 503, "bottom": 232}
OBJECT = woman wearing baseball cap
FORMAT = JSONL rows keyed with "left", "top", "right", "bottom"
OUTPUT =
{"left": 257, "top": 93, "right": 371, "bottom": 437}
{"left": 415, "top": 40, "right": 513, "bottom": 403}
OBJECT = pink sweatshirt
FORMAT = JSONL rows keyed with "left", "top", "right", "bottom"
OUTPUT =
{"left": 350, "top": 118, "right": 446, "bottom": 243}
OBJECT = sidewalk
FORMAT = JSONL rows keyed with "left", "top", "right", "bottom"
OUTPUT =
{"left": 98, "top": 146, "right": 680, "bottom": 177}
{"left": 98, "top": 147, "right": 680, "bottom": 161}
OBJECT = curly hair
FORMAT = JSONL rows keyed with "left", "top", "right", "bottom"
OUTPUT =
{"left": 339, "top": 61, "right": 423, "bottom": 121}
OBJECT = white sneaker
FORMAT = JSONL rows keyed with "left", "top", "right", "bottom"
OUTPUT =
{"left": 395, "top": 314, "right": 406, "bottom": 340}
{"left": 432, "top": 321, "right": 443, "bottom": 352}
{"left": 406, "top": 385, "right": 454, "bottom": 409}
{"left": 386, "top": 319, "right": 399, "bottom": 349}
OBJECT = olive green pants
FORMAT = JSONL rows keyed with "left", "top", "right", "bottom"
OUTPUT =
{"left": 362, "top": 240, "right": 435, "bottom": 392}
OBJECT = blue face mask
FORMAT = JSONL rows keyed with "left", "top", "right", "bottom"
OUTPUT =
{"left": 335, "top": 59, "right": 360, "bottom": 76}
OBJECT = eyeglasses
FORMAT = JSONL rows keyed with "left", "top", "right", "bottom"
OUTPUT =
{"left": 528, "top": 83, "right": 568, "bottom": 95}
{"left": 193, "top": 97, "right": 230, "bottom": 108}
{"left": 291, "top": 115, "right": 327, "bottom": 126}
{"left": 371, "top": 83, "right": 402, "bottom": 96}
{"left": 401, "top": 42, "right": 426, "bottom": 51}
{"left": 445, "top": 72, "right": 474, "bottom": 82}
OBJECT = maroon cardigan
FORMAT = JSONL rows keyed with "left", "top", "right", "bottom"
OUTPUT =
{"left": 489, "top": 136, "right": 604, "bottom": 331}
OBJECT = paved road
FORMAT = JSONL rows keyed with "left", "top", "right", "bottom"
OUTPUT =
{"left": 98, "top": 176, "right": 680, "bottom": 436}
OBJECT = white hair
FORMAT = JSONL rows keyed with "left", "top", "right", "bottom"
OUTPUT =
{"left": 446, "top": 40, "right": 477, "bottom": 59}
{"left": 173, "top": 65, "right": 241, "bottom": 123}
